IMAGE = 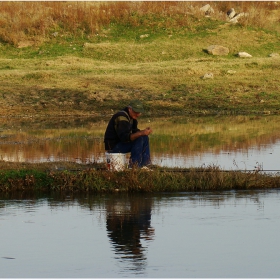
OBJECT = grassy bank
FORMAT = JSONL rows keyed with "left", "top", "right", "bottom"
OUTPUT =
{"left": 0, "top": 1, "right": 279, "bottom": 117}
{"left": 0, "top": 161, "right": 279, "bottom": 193}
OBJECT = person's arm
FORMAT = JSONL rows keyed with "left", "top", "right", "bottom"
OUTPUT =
{"left": 130, "top": 127, "right": 152, "bottom": 141}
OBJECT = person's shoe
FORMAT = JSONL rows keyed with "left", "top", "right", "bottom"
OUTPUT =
{"left": 141, "top": 166, "right": 153, "bottom": 172}
{"left": 147, "top": 164, "right": 159, "bottom": 169}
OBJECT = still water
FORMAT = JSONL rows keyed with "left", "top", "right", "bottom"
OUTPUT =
{"left": 1, "top": 115, "right": 280, "bottom": 172}
{"left": 1, "top": 191, "right": 280, "bottom": 278}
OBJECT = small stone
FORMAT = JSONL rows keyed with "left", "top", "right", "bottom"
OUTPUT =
{"left": 236, "top": 52, "right": 252, "bottom": 58}
{"left": 269, "top": 53, "right": 279, "bottom": 57}
{"left": 140, "top": 34, "right": 149, "bottom": 39}
{"left": 200, "top": 4, "right": 214, "bottom": 15}
{"left": 201, "top": 73, "right": 214, "bottom": 79}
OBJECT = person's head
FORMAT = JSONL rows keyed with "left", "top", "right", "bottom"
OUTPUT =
{"left": 128, "top": 100, "right": 145, "bottom": 119}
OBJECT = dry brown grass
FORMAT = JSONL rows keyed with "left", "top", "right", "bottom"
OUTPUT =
{"left": 0, "top": 1, "right": 279, "bottom": 46}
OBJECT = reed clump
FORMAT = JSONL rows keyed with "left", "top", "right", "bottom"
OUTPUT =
{"left": 0, "top": 162, "right": 279, "bottom": 193}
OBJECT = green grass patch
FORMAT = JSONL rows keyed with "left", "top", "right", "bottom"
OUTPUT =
{"left": 0, "top": 163, "right": 280, "bottom": 193}
{"left": 0, "top": 169, "right": 54, "bottom": 191}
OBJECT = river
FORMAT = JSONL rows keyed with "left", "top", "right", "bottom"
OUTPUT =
{"left": 1, "top": 190, "right": 280, "bottom": 278}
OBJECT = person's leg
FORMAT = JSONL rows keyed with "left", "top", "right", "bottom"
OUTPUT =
{"left": 111, "top": 142, "right": 132, "bottom": 154}
{"left": 111, "top": 136, "right": 151, "bottom": 167}
{"left": 130, "top": 135, "right": 151, "bottom": 167}
{"left": 140, "top": 135, "right": 151, "bottom": 167}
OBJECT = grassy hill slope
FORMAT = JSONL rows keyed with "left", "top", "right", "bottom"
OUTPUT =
{"left": 0, "top": 1, "right": 279, "bottom": 118}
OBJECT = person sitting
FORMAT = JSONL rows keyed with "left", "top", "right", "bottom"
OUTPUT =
{"left": 104, "top": 100, "right": 152, "bottom": 169}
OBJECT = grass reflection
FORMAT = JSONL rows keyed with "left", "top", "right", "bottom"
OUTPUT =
{"left": 147, "top": 115, "right": 280, "bottom": 155}
{"left": 0, "top": 115, "right": 280, "bottom": 163}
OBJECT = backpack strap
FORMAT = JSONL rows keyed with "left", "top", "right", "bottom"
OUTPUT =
{"left": 119, "top": 110, "right": 131, "bottom": 121}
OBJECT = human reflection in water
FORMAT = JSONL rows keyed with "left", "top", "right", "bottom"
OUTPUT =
{"left": 106, "top": 194, "right": 154, "bottom": 273}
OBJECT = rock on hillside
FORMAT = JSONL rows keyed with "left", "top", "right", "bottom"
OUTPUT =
{"left": 205, "top": 45, "right": 229, "bottom": 56}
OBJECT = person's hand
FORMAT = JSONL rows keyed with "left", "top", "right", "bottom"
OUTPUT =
{"left": 130, "top": 127, "right": 153, "bottom": 141}
{"left": 143, "top": 127, "right": 153, "bottom": 135}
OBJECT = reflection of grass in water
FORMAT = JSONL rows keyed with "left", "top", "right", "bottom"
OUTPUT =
{"left": 1, "top": 127, "right": 104, "bottom": 139}
{"left": 0, "top": 128, "right": 105, "bottom": 163}
{"left": 1, "top": 115, "right": 280, "bottom": 160}
{"left": 146, "top": 115, "right": 280, "bottom": 154}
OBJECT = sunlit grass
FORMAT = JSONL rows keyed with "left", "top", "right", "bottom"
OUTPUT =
{"left": 1, "top": 54, "right": 279, "bottom": 117}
